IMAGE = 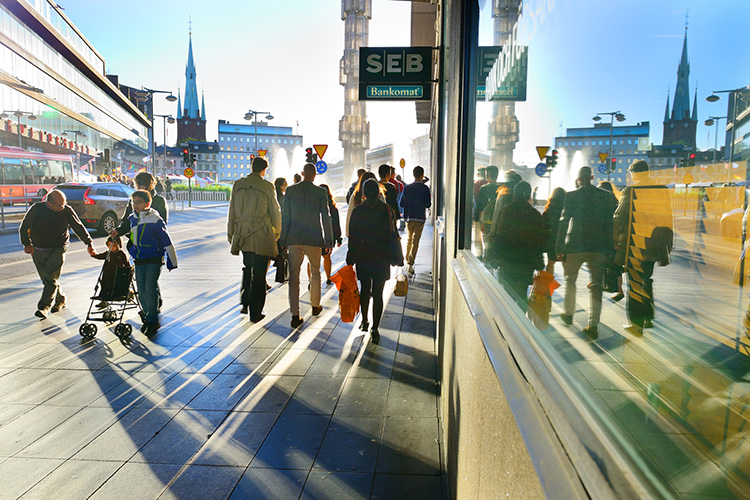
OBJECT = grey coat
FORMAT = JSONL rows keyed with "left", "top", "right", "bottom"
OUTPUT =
{"left": 279, "top": 181, "right": 333, "bottom": 248}
{"left": 227, "top": 173, "right": 282, "bottom": 257}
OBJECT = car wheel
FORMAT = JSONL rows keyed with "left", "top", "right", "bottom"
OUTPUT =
{"left": 99, "top": 212, "right": 117, "bottom": 235}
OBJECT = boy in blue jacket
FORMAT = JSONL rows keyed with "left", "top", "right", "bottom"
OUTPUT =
{"left": 128, "top": 190, "right": 178, "bottom": 335}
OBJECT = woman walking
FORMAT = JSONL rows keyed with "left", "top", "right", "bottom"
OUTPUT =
{"left": 543, "top": 187, "right": 566, "bottom": 275}
{"left": 347, "top": 179, "right": 392, "bottom": 344}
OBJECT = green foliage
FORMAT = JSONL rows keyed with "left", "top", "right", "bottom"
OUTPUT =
{"left": 173, "top": 183, "right": 232, "bottom": 197}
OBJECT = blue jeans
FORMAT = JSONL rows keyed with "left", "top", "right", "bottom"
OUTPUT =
{"left": 135, "top": 263, "right": 162, "bottom": 324}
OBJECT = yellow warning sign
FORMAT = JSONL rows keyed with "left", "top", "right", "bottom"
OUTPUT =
{"left": 184, "top": 167, "right": 194, "bottom": 178}
{"left": 536, "top": 146, "right": 550, "bottom": 161}
{"left": 399, "top": 158, "right": 406, "bottom": 168}
{"left": 682, "top": 173, "right": 694, "bottom": 185}
{"left": 313, "top": 145, "right": 328, "bottom": 159}
{"left": 257, "top": 150, "right": 267, "bottom": 157}
{"left": 598, "top": 153, "right": 608, "bottom": 163}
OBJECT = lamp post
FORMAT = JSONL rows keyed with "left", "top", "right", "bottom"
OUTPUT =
{"left": 153, "top": 114, "right": 175, "bottom": 177}
{"left": 133, "top": 88, "right": 177, "bottom": 174}
{"left": 0, "top": 110, "right": 38, "bottom": 148}
{"left": 593, "top": 111, "right": 626, "bottom": 182}
{"left": 703, "top": 116, "right": 727, "bottom": 167}
{"left": 243, "top": 110, "right": 274, "bottom": 162}
{"left": 61, "top": 130, "right": 86, "bottom": 170}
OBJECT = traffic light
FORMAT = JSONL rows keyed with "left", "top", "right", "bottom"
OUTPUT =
{"left": 679, "top": 157, "right": 686, "bottom": 168}
{"left": 189, "top": 153, "right": 196, "bottom": 165}
{"left": 104, "top": 148, "right": 111, "bottom": 165}
{"left": 609, "top": 157, "right": 617, "bottom": 173}
{"left": 549, "top": 149, "right": 558, "bottom": 169}
{"left": 250, "top": 154, "right": 255, "bottom": 160}
{"left": 688, "top": 153, "right": 696, "bottom": 167}
{"left": 305, "top": 147, "right": 318, "bottom": 164}
{"left": 182, "top": 148, "right": 190, "bottom": 163}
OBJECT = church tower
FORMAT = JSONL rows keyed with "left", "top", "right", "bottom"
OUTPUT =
{"left": 662, "top": 27, "right": 697, "bottom": 149}
{"left": 177, "top": 30, "right": 206, "bottom": 143}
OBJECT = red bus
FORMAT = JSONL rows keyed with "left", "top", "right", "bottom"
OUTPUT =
{"left": 0, "top": 146, "right": 75, "bottom": 204}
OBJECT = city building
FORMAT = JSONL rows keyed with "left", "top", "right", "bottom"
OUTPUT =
{"left": 554, "top": 122, "right": 650, "bottom": 187}
{"left": 217, "top": 119, "right": 302, "bottom": 182}
{"left": 0, "top": 0, "right": 149, "bottom": 170}
{"left": 366, "top": 144, "right": 393, "bottom": 172}
{"left": 178, "top": 141, "right": 219, "bottom": 180}
{"left": 661, "top": 29, "right": 697, "bottom": 149}
{"left": 176, "top": 32, "right": 206, "bottom": 144}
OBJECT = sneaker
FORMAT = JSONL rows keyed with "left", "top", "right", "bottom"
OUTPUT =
{"left": 34, "top": 308, "right": 48, "bottom": 319}
{"left": 370, "top": 328, "right": 380, "bottom": 344}
{"left": 582, "top": 325, "right": 598, "bottom": 339}
{"left": 406, "top": 265, "right": 415, "bottom": 275}
{"left": 291, "top": 315, "right": 303, "bottom": 328}
{"left": 611, "top": 292, "right": 625, "bottom": 302}
{"left": 643, "top": 319, "right": 654, "bottom": 329}
{"left": 143, "top": 322, "right": 159, "bottom": 336}
{"left": 240, "top": 305, "right": 249, "bottom": 315}
{"left": 360, "top": 320, "right": 369, "bottom": 332}
{"left": 50, "top": 301, "right": 66, "bottom": 313}
{"left": 560, "top": 314, "right": 573, "bottom": 326}
{"left": 312, "top": 306, "right": 323, "bottom": 316}
{"left": 250, "top": 314, "right": 266, "bottom": 323}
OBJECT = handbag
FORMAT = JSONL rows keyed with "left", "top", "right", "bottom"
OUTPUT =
{"left": 330, "top": 265, "right": 360, "bottom": 322}
{"left": 601, "top": 263, "right": 621, "bottom": 293}
{"left": 388, "top": 207, "right": 404, "bottom": 267}
{"left": 394, "top": 271, "right": 409, "bottom": 297}
{"left": 274, "top": 251, "right": 289, "bottom": 283}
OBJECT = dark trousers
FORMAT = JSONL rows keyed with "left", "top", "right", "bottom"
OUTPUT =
{"left": 497, "top": 260, "right": 534, "bottom": 311}
{"left": 626, "top": 260, "right": 656, "bottom": 327}
{"left": 241, "top": 251, "right": 270, "bottom": 319}
{"left": 359, "top": 274, "right": 386, "bottom": 330}
{"left": 32, "top": 246, "right": 66, "bottom": 310}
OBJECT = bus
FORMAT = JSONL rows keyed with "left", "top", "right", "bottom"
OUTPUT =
{"left": 0, "top": 146, "right": 75, "bottom": 204}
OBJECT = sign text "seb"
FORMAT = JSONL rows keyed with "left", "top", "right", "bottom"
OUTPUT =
{"left": 359, "top": 47, "right": 432, "bottom": 83}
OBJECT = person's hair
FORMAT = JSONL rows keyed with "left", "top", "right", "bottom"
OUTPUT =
{"left": 357, "top": 168, "right": 367, "bottom": 178}
{"left": 630, "top": 160, "right": 649, "bottom": 173}
{"left": 505, "top": 169, "right": 522, "bottom": 186}
{"left": 274, "top": 177, "right": 287, "bottom": 198}
{"left": 251, "top": 156, "right": 268, "bottom": 173}
{"left": 514, "top": 181, "right": 532, "bottom": 201}
{"left": 320, "top": 183, "right": 336, "bottom": 208}
{"left": 486, "top": 165, "right": 499, "bottom": 180}
{"left": 303, "top": 163, "right": 316, "bottom": 176}
{"left": 351, "top": 171, "right": 379, "bottom": 207}
{"left": 363, "top": 179, "right": 380, "bottom": 199}
{"left": 134, "top": 171, "right": 155, "bottom": 190}
{"left": 378, "top": 164, "right": 391, "bottom": 179}
{"left": 598, "top": 181, "right": 614, "bottom": 193}
{"left": 545, "top": 187, "right": 566, "bottom": 211}
{"left": 132, "top": 189, "right": 151, "bottom": 204}
{"left": 293, "top": 173, "right": 302, "bottom": 183}
{"left": 413, "top": 165, "right": 424, "bottom": 178}
{"left": 577, "top": 166, "right": 593, "bottom": 180}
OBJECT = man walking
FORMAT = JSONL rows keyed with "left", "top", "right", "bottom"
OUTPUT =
{"left": 556, "top": 167, "right": 617, "bottom": 339}
{"left": 280, "top": 163, "right": 333, "bottom": 328}
{"left": 475, "top": 165, "right": 500, "bottom": 260}
{"left": 227, "top": 156, "right": 282, "bottom": 322}
{"left": 400, "top": 165, "right": 431, "bottom": 274}
{"left": 20, "top": 190, "right": 96, "bottom": 319}
{"left": 378, "top": 164, "right": 401, "bottom": 218}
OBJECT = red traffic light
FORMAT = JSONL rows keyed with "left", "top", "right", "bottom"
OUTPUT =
{"left": 551, "top": 149, "right": 558, "bottom": 156}
{"left": 689, "top": 153, "right": 696, "bottom": 159}
{"left": 182, "top": 148, "right": 189, "bottom": 154}
{"left": 612, "top": 158, "right": 617, "bottom": 163}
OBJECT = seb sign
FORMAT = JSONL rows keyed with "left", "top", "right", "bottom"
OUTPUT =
{"left": 359, "top": 47, "right": 433, "bottom": 101}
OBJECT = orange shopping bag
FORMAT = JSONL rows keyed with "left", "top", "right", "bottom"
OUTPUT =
{"left": 330, "top": 265, "right": 360, "bottom": 323}
{"left": 527, "top": 270, "right": 560, "bottom": 330}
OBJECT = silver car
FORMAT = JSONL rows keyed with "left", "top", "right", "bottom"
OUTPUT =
{"left": 55, "top": 182, "right": 135, "bottom": 235}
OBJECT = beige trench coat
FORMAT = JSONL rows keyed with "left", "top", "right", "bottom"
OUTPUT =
{"left": 227, "top": 173, "right": 282, "bottom": 257}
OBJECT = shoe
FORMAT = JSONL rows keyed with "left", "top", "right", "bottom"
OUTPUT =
{"left": 643, "top": 319, "right": 654, "bottom": 329}
{"left": 266, "top": 283, "right": 272, "bottom": 291}
{"left": 50, "top": 301, "right": 66, "bottom": 313}
{"left": 34, "top": 308, "right": 48, "bottom": 319}
{"left": 291, "top": 316, "right": 303, "bottom": 328}
{"left": 250, "top": 314, "right": 266, "bottom": 323}
{"left": 240, "top": 305, "right": 249, "bottom": 314}
{"left": 624, "top": 323, "right": 643, "bottom": 335}
{"left": 143, "top": 322, "right": 159, "bottom": 336}
{"left": 406, "top": 264, "right": 415, "bottom": 275}
{"left": 582, "top": 325, "right": 598, "bottom": 339}
{"left": 360, "top": 320, "right": 369, "bottom": 332}
{"left": 312, "top": 306, "right": 323, "bottom": 316}
{"left": 560, "top": 314, "right": 573, "bottom": 326}
{"left": 326, "top": 279, "right": 333, "bottom": 286}
{"left": 370, "top": 328, "right": 380, "bottom": 344}
{"left": 611, "top": 292, "right": 625, "bottom": 302}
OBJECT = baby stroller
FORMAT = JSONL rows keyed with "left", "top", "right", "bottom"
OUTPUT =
{"left": 80, "top": 255, "right": 142, "bottom": 340}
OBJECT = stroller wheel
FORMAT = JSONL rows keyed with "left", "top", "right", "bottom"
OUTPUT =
{"left": 79, "top": 323, "right": 97, "bottom": 338}
{"left": 114, "top": 323, "right": 132, "bottom": 339}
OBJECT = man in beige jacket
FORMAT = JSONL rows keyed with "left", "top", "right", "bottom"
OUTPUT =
{"left": 227, "top": 156, "right": 282, "bottom": 322}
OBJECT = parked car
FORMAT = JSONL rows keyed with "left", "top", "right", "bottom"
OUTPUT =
{"left": 54, "top": 182, "right": 135, "bottom": 235}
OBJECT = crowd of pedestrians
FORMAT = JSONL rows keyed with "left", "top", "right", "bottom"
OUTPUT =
{"left": 474, "top": 159, "right": 673, "bottom": 339}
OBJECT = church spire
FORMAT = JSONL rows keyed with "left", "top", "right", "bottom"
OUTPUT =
{"left": 692, "top": 88, "right": 698, "bottom": 122}
{"left": 671, "top": 25, "right": 691, "bottom": 121}
{"left": 183, "top": 31, "right": 200, "bottom": 120}
{"left": 176, "top": 87, "right": 182, "bottom": 119}
{"left": 201, "top": 90, "right": 206, "bottom": 121}
{"left": 664, "top": 90, "right": 670, "bottom": 122}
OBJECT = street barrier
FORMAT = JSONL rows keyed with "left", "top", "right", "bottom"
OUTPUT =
{"left": 173, "top": 191, "right": 227, "bottom": 202}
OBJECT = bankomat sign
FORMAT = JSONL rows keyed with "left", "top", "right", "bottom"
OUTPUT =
{"left": 359, "top": 47, "right": 432, "bottom": 101}
{"left": 479, "top": 45, "right": 528, "bottom": 102}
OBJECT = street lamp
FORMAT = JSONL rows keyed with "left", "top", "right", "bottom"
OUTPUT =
{"left": 153, "top": 114, "right": 175, "bottom": 177}
{"left": 243, "top": 110, "right": 274, "bottom": 160}
{"left": 0, "top": 110, "right": 38, "bottom": 148}
{"left": 134, "top": 88, "right": 177, "bottom": 174}
{"left": 593, "top": 111, "right": 625, "bottom": 183}
{"left": 61, "top": 130, "right": 87, "bottom": 170}
{"left": 703, "top": 116, "right": 727, "bottom": 165}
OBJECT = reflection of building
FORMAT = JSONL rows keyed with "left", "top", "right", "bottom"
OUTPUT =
{"left": 661, "top": 29, "right": 697, "bottom": 149}
{"left": 0, "top": 1, "right": 149, "bottom": 169}
{"left": 555, "top": 122, "right": 650, "bottom": 187}
{"left": 725, "top": 90, "right": 750, "bottom": 163}
{"left": 217, "top": 120, "right": 302, "bottom": 182}
{"left": 411, "top": 134, "right": 432, "bottom": 178}
{"left": 176, "top": 32, "right": 206, "bottom": 143}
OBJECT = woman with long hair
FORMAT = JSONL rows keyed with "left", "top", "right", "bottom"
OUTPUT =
{"left": 543, "top": 187, "right": 566, "bottom": 274}
{"left": 346, "top": 171, "right": 383, "bottom": 237}
{"left": 274, "top": 177, "right": 288, "bottom": 207}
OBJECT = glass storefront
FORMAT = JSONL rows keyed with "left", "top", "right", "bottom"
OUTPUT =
{"left": 455, "top": 1, "right": 750, "bottom": 497}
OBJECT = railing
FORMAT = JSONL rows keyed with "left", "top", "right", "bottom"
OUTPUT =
{"left": 173, "top": 190, "right": 228, "bottom": 202}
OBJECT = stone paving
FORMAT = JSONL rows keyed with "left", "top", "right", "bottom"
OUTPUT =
{"left": 0, "top": 217, "right": 443, "bottom": 500}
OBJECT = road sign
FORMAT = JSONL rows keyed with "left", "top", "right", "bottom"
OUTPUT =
{"left": 598, "top": 153, "right": 608, "bottom": 163}
{"left": 184, "top": 167, "right": 194, "bottom": 178}
{"left": 399, "top": 158, "right": 405, "bottom": 168}
{"left": 597, "top": 164, "right": 608, "bottom": 174}
{"left": 257, "top": 149, "right": 267, "bottom": 157}
{"left": 682, "top": 173, "right": 694, "bottom": 184}
{"left": 315, "top": 160, "right": 328, "bottom": 174}
{"left": 535, "top": 162, "right": 548, "bottom": 177}
{"left": 313, "top": 145, "right": 327, "bottom": 159}
{"left": 536, "top": 146, "right": 550, "bottom": 160}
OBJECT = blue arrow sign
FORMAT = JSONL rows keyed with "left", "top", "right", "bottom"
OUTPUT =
{"left": 535, "top": 162, "right": 547, "bottom": 177}
{"left": 597, "top": 163, "right": 607, "bottom": 174}
{"left": 316, "top": 160, "right": 328, "bottom": 174}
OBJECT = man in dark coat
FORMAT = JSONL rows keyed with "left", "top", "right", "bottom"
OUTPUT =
{"left": 556, "top": 167, "right": 617, "bottom": 339}
{"left": 495, "top": 181, "right": 548, "bottom": 308}
{"left": 474, "top": 165, "right": 500, "bottom": 260}
{"left": 378, "top": 164, "right": 400, "bottom": 218}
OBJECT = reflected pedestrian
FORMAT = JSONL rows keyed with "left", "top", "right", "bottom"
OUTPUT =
{"left": 543, "top": 187, "right": 566, "bottom": 275}
{"left": 598, "top": 181, "right": 625, "bottom": 301}
{"left": 475, "top": 165, "right": 500, "bottom": 260}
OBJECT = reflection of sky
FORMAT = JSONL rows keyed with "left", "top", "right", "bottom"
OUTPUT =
{"left": 477, "top": 0, "right": 749, "bottom": 167}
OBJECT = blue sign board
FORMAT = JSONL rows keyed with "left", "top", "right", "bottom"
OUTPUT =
{"left": 535, "top": 162, "right": 547, "bottom": 177}
{"left": 316, "top": 160, "right": 328, "bottom": 174}
{"left": 597, "top": 164, "right": 608, "bottom": 174}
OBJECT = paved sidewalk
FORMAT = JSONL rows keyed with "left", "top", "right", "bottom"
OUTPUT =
{"left": 0, "top": 222, "right": 442, "bottom": 499}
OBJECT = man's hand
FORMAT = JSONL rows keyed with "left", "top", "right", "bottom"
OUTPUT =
{"left": 23, "top": 245, "right": 34, "bottom": 255}
{"left": 87, "top": 243, "right": 96, "bottom": 256}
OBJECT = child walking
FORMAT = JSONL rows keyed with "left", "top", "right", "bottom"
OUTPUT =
{"left": 127, "top": 190, "right": 178, "bottom": 335}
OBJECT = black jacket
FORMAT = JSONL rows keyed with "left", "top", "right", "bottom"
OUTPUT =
{"left": 556, "top": 185, "right": 616, "bottom": 255}
{"left": 496, "top": 200, "right": 548, "bottom": 270}
{"left": 20, "top": 202, "right": 92, "bottom": 248}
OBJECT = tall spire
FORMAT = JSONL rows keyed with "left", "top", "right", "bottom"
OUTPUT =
{"left": 201, "top": 90, "right": 206, "bottom": 121}
{"left": 664, "top": 90, "right": 670, "bottom": 122}
{"left": 692, "top": 88, "right": 698, "bottom": 122}
{"left": 183, "top": 31, "right": 200, "bottom": 119}
{"left": 671, "top": 23, "right": 691, "bottom": 121}
{"left": 176, "top": 87, "right": 182, "bottom": 119}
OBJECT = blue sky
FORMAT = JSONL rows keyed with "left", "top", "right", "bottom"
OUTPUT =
{"left": 60, "top": 0, "right": 748, "bottom": 168}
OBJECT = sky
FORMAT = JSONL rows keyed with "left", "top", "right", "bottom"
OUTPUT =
{"left": 59, "top": 0, "right": 749, "bottom": 170}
